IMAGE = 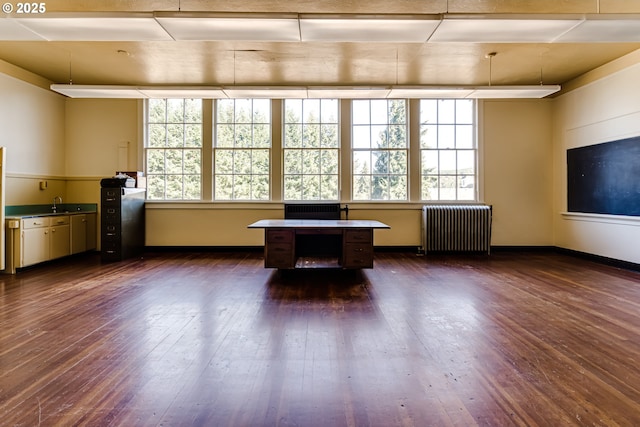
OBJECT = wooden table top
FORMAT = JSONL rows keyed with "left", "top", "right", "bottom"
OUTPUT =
{"left": 248, "top": 219, "right": 390, "bottom": 229}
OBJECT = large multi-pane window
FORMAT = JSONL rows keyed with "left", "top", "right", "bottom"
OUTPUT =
{"left": 145, "top": 98, "right": 478, "bottom": 202}
{"left": 420, "top": 99, "right": 476, "bottom": 201}
{"left": 146, "top": 98, "right": 202, "bottom": 200}
{"left": 283, "top": 99, "right": 339, "bottom": 200}
{"left": 214, "top": 99, "right": 271, "bottom": 200}
{"left": 352, "top": 99, "right": 408, "bottom": 200}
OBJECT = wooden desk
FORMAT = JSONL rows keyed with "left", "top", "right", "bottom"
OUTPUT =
{"left": 248, "top": 219, "right": 390, "bottom": 269}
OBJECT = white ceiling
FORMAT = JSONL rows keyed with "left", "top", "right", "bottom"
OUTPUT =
{"left": 1, "top": 0, "right": 640, "bottom": 97}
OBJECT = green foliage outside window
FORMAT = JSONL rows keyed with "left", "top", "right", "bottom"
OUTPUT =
{"left": 284, "top": 99, "right": 339, "bottom": 200}
{"left": 146, "top": 99, "right": 202, "bottom": 200}
{"left": 214, "top": 99, "right": 271, "bottom": 200}
{"left": 145, "top": 98, "right": 477, "bottom": 203}
{"left": 352, "top": 99, "right": 408, "bottom": 200}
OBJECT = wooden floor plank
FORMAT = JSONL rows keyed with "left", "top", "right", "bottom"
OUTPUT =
{"left": 1, "top": 250, "right": 640, "bottom": 426}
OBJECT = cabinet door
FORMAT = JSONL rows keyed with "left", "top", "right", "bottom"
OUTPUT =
{"left": 85, "top": 213, "right": 97, "bottom": 251}
{"left": 51, "top": 224, "right": 71, "bottom": 259}
{"left": 70, "top": 214, "right": 87, "bottom": 254}
{"left": 22, "top": 228, "right": 50, "bottom": 266}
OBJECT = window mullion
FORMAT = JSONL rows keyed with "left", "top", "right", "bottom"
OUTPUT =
{"left": 409, "top": 99, "right": 421, "bottom": 202}
{"left": 201, "top": 99, "right": 213, "bottom": 201}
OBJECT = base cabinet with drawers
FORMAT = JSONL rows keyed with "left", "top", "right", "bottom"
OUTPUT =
{"left": 4, "top": 212, "right": 97, "bottom": 274}
{"left": 20, "top": 217, "right": 52, "bottom": 266}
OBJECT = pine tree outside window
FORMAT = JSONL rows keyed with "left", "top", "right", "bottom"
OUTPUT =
{"left": 352, "top": 99, "right": 408, "bottom": 201}
{"left": 146, "top": 98, "right": 202, "bottom": 200}
{"left": 283, "top": 99, "right": 340, "bottom": 201}
{"left": 214, "top": 99, "right": 271, "bottom": 201}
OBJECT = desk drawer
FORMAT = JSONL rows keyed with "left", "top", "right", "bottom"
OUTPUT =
{"left": 343, "top": 243, "right": 374, "bottom": 268}
{"left": 344, "top": 229, "right": 372, "bottom": 243}
{"left": 266, "top": 229, "right": 294, "bottom": 243}
{"left": 265, "top": 243, "right": 295, "bottom": 269}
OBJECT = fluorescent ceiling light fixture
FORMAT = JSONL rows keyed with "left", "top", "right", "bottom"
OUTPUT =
{"left": 307, "top": 87, "right": 391, "bottom": 99}
{"left": 555, "top": 14, "right": 640, "bottom": 42}
{"left": 430, "top": 14, "right": 582, "bottom": 43}
{"left": 387, "top": 87, "right": 476, "bottom": 99}
{"left": 50, "top": 84, "right": 561, "bottom": 99}
{"left": 50, "top": 85, "right": 228, "bottom": 99}
{"left": 467, "top": 85, "right": 561, "bottom": 98}
{"left": 155, "top": 12, "right": 300, "bottom": 41}
{"left": 137, "top": 87, "right": 227, "bottom": 99}
{"left": 222, "top": 87, "right": 308, "bottom": 99}
{"left": 0, "top": 18, "right": 45, "bottom": 40}
{"left": 50, "top": 85, "right": 149, "bottom": 98}
{"left": 14, "top": 12, "right": 172, "bottom": 41}
{"left": 300, "top": 14, "right": 440, "bottom": 42}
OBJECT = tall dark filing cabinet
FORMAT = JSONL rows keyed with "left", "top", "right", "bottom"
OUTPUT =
{"left": 100, "top": 179, "right": 145, "bottom": 261}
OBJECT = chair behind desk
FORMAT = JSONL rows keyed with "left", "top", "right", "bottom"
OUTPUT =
{"left": 284, "top": 203, "right": 342, "bottom": 220}
{"left": 283, "top": 203, "right": 343, "bottom": 261}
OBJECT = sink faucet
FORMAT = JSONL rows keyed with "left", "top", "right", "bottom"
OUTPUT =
{"left": 52, "top": 196, "right": 63, "bottom": 213}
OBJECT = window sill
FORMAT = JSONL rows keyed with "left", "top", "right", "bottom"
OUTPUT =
{"left": 144, "top": 201, "right": 436, "bottom": 210}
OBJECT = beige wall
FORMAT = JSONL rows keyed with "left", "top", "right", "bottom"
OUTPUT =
{"left": 63, "top": 98, "right": 141, "bottom": 225}
{"left": 482, "top": 99, "right": 554, "bottom": 246}
{"left": 552, "top": 56, "right": 640, "bottom": 264}
{"left": 0, "top": 72, "right": 67, "bottom": 205}
{"left": 64, "top": 99, "right": 140, "bottom": 178}
{"left": 145, "top": 204, "right": 420, "bottom": 247}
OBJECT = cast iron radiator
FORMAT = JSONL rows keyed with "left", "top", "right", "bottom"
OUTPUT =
{"left": 284, "top": 203, "right": 343, "bottom": 220}
{"left": 421, "top": 205, "right": 492, "bottom": 254}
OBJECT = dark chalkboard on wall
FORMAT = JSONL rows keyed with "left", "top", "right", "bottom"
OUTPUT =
{"left": 567, "top": 136, "right": 640, "bottom": 216}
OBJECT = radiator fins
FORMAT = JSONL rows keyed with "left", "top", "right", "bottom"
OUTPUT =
{"left": 422, "top": 205, "right": 492, "bottom": 254}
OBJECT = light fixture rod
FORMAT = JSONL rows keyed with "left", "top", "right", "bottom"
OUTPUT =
{"left": 485, "top": 52, "right": 496, "bottom": 86}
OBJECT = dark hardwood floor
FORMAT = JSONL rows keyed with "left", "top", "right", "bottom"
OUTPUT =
{"left": 1, "top": 250, "right": 640, "bottom": 426}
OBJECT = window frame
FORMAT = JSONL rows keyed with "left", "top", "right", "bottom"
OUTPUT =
{"left": 282, "top": 98, "right": 341, "bottom": 201}
{"left": 419, "top": 99, "right": 478, "bottom": 202}
{"left": 350, "top": 99, "right": 409, "bottom": 201}
{"left": 213, "top": 98, "right": 272, "bottom": 201}
{"left": 143, "top": 98, "right": 480, "bottom": 204}
{"left": 144, "top": 98, "right": 204, "bottom": 201}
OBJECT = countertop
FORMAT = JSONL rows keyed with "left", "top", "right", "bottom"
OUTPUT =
{"left": 5, "top": 203, "right": 98, "bottom": 220}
